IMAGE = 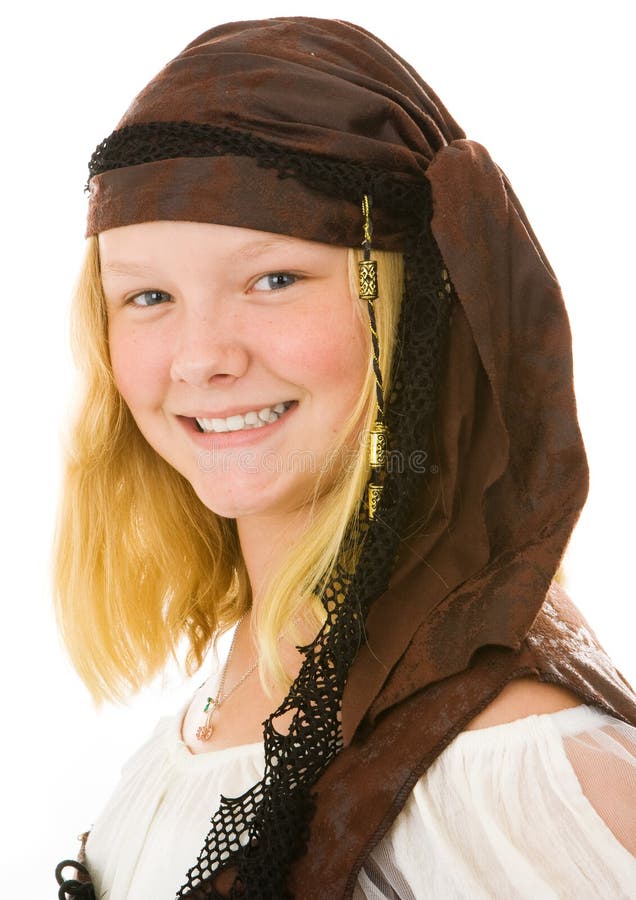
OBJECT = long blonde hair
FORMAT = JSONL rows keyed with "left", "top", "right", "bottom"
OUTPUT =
{"left": 54, "top": 236, "right": 403, "bottom": 702}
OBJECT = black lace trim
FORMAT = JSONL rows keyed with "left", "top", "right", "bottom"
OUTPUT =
{"left": 76, "top": 123, "right": 454, "bottom": 900}
{"left": 87, "top": 121, "right": 424, "bottom": 220}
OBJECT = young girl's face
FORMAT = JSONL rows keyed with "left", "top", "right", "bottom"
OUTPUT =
{"left": 100, "top": 220, "right": 369, "bottom": 522}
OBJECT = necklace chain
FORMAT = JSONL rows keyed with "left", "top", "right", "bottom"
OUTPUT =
{"left": 196, "top": 613, "right": 257, "bottom": 742}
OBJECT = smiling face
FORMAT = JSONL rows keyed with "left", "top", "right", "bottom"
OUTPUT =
{"left": 100, "top": 220, "right": 369, "bottom": 524}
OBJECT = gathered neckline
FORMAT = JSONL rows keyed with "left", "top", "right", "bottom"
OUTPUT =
{"left": 170, "top": 701, "right": 264, "bottom": 769}
{"left": 167, "top": 702, "right": 607, "bottom": 772}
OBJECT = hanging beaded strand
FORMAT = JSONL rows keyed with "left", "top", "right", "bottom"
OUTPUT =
{"left": 359, "top": 194, "right": 388, "bottom": 519}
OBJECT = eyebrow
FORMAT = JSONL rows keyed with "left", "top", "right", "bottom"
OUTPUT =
{"left": 232, "top": 236, "right": 302, "bottom": 260}
{"left": 100, "top": 261, "right": 158, "bottom": 277}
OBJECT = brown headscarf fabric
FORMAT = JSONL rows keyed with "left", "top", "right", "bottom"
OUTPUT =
{"left": 86, "top": 11, "right": 614, "bottom": 718}
{"left": 86, "top": 18, "right": 461, "bottom": 242}
{"left": 82, "top": 16, "right": 636, "bottom": 898}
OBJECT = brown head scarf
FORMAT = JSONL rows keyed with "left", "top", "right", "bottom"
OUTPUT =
{"left": 79, "top": 16, "right": 636, "bottom": 900}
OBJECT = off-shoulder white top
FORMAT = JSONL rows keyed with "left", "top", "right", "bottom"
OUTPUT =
{"left": 85, "top": 704, "right": 636, "bottom": 899}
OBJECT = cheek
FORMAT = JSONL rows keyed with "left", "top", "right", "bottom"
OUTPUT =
{"left": 272, "top": 303, "right": 368, "bottom": 388}
{"left": 108, "top": 324, "right": 169, "bottom": 410}
{"left": 321, "top": 310, "right": 368, "bottom": 400}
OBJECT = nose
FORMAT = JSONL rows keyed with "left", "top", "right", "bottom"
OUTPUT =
{"left": 169, "top": 305, "right": 250, "bottom": 388}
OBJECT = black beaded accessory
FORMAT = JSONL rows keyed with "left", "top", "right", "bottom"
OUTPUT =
{"left": 358, "top": 194, "right": 388, "bottom": 520}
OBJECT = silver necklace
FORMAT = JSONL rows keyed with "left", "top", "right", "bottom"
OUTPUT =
{"left": 196, "top": 614, "right": 258, "bottom": 742}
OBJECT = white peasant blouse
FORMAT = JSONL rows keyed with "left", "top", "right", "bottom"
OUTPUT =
{"left": 85, "top": 703, "right": 636, "bottom": 899}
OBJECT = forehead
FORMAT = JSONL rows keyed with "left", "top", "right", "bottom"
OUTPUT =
{"left": 98, "top": 220, "right": 344, "bottom": 272}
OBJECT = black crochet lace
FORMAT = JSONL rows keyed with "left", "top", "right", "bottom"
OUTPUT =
{"left": 79, "top": 122, "right": 453, "bottom": 900}
{"left": 88, "top": 122, "right": 424, "bottom": 218}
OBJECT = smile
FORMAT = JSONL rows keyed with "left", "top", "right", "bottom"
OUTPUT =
{"left": 194, "top": 401, "right": 295, "bottom": 434}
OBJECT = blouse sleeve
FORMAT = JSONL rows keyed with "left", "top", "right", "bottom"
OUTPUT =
{"left": 355, "top": 705, "right": 636, "bottom": 900}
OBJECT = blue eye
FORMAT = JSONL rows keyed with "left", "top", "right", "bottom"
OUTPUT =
{"left": 252, "top": 273, "right": 298, "bottom": 292}
{"left": 130, "top": 290, "right": 172, "bottom": 307}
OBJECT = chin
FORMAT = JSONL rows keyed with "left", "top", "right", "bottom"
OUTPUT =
{"left": 191, "top": 472, "right": 315, "bottom": 521}
{"left": 191, "top": 479, "right": 280, "bottom": 520}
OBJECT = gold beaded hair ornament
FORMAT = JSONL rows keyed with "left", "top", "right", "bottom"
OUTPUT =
{"left": 358, "top": 194, "right": 388, "bottom": 520}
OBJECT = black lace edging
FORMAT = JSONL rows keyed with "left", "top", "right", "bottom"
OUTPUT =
{"left": 82, "top": 122, "right": 452, "bottom": 899}
{"left": 87, "top": 121, "right": 426, "bottom": 220}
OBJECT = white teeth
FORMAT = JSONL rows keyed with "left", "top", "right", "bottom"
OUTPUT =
{"left": 226, "top": 415, "right": 245, "bottom": 431}
{"left": 195, "top": 402, "right": 292, "bottom": 434}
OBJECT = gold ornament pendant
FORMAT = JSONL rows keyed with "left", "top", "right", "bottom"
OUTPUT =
{"left": 195, "top": 696, "right": 218, "bottom": 741}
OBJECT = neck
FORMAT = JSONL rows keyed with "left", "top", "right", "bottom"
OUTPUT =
{"left": 236, "top": 507, "right": 314, "bottom": 613}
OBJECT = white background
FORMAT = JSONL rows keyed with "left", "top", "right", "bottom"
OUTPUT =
{"left": 0, "top": 1, "right": 634, "bottom": 894}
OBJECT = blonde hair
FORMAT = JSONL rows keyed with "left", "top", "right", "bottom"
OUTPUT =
{"left": 54, "top": 236, "right": 403, "bottom": 702}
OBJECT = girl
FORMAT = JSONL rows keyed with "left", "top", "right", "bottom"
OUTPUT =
{"left": 55, "top": 17, "right": 636, "bottom": 900}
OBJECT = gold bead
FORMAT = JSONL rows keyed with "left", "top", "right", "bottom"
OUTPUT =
{"left": 358, "top": 259, "right": 378, "bottom": 300}
{"left": 368, "top": 423, "right": 388, "bottom": 468}
{"left": 368, "top": 483, "right": 383, "bottom": 519}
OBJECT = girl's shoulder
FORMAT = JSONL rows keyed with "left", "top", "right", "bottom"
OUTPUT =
{"left": 463, "top": 677, "right": 585, "bottom": 732}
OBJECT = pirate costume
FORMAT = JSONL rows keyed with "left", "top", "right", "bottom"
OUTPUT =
{"left": 56, "top": 17, "right": 636, "bottom": 900}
